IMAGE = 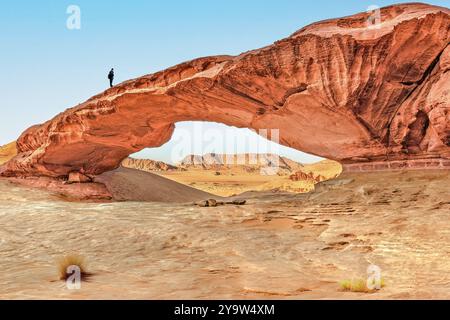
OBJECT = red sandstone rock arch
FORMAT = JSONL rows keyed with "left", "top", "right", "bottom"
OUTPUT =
{"left": 1, "top": 3, "right": 449, "bottom": 178}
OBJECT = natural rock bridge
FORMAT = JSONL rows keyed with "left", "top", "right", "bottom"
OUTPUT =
{"left": 1, "top": 3, "right": 449, "bottom": 179}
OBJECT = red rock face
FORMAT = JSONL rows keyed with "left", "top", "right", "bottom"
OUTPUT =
{"left": 1, "top": 3, "right": 449, "bottom": 178}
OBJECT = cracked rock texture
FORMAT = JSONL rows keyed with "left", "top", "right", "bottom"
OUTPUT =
{"left": 1, "top": 3, "right": 449, "bottom": 178}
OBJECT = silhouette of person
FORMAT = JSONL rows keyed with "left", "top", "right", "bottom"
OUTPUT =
{"left": 108, "top": 68, "right": 114, "bottom": 88}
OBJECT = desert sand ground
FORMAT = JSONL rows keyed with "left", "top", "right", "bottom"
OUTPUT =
{"left": 0, "top": 169, "right": 448, "bottom": 299}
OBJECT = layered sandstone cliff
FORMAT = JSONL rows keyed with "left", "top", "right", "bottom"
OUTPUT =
{"left": 1, "top": 3, "right": 449, "bottom": 179}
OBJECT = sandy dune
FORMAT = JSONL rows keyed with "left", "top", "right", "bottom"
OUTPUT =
{"left": 0, "top": 142, "right": 16, "bottom": 165}
{"left": 0, "top": 169, "right": 448, "bottom": 299}
{"left": 94, "top": 167, "right": 219, "bottom": 202}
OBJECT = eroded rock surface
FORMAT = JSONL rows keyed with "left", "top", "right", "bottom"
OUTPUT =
{"left": 1, "top": 3, "right": 449, "bottom": 179}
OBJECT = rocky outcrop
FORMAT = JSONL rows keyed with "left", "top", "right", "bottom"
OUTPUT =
{"left": 290, "top": 171, "right": 327, "bottom": 183}
{"left": 1, "top": 3, "right": 449, "bottom": 180}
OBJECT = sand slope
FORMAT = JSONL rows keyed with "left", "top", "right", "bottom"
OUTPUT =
{"left": 0, "top": 142, "right": 16, "bottom": 165}
{"left": 95, "top": 167, "right": 219, "bottom": 202}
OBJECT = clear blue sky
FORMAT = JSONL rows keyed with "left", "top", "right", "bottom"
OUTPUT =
{"left": 1, "top": 1, "right": 448, "bottom": 163}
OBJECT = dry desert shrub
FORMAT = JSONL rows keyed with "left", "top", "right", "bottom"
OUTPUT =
{"left": 339, "top": 278, "right": 385, "bottom": 293}
{"left": 57, "top": 254, "right": 89, "bottom": 280}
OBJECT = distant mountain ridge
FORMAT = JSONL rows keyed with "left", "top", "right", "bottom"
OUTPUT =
{"left": 122, "top": 157, "right": 179, "bottom": 172}
{"left": 178, "top": 153, "right": 304, "bottom": 174}
{"left": 122, "top": 153, "right": 306, "bottom": 175}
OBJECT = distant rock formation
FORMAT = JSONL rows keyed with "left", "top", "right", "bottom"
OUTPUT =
{"left": 290, "top": 171, "right": 327, "bottom": 183}
{"left": 121, "top": 153, "right": 304, "bottom": 175}
{"left": 1, "top": 3, "right": 449, "bottom": 180}
{"left": 179, "top": 153, "right": 304, "bottom": 174}
{"left": 122, "top": 157, "right": 179, "bottom": 172}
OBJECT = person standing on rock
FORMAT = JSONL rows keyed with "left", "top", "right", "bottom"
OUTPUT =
{"left": 108, "top": 68, "right": 115, "bottom": 88}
